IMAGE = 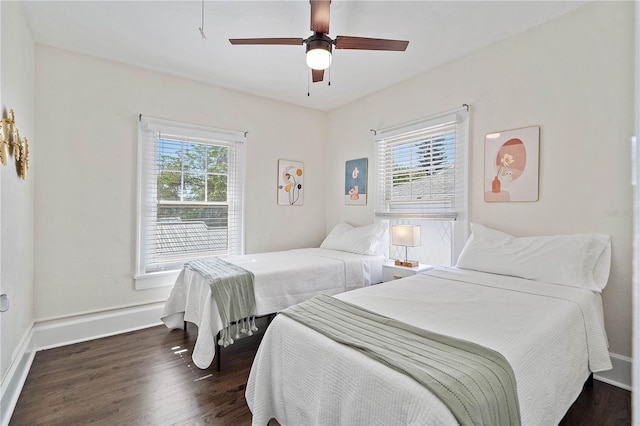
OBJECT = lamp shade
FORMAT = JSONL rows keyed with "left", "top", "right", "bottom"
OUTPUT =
{"left": 391, "top": 225, "right": 421, "bottom": 247}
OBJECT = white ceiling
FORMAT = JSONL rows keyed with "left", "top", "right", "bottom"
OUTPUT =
{"left": 21, "top": 1, "right": 588, "bottom": 111}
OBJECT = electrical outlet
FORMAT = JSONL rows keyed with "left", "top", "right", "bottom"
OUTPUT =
{"left": 0, "top": 293, "right": 9, "bottom": 312}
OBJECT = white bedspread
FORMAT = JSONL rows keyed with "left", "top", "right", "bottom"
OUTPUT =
{"left": 161, "top": 248, "right": 384, "bottom": 369}
{"left": 245, "top": 267, "right": 612, "bottom": 426}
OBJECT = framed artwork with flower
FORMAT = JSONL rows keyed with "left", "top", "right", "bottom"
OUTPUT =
{"left": 484, "top": 126, "right": 539, "bottom": 202}
{"left": 345, "top": 158, "right": 367, "bottom": 205}
{"left": 277, "top": 159, "right": 304, "bottom": 205}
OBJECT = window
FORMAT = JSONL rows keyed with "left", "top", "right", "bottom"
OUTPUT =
{"left": 375, "top": 107, "right": 469, "bottom": 266}
{"left": 136, "top": 116, "right": 245, "bottom": 288}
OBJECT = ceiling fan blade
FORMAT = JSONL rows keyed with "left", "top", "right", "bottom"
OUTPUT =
{"left": 229, "top": 38, "right": 304, "bottom": 45}
{"left": 335, "top": 36, "right": 409, "bottom": 51}
{"left": 311, "top": 69, "right": 325, "bottom": 83}
{"left": 310, "top": 0, "right": 330, "bottom": 34}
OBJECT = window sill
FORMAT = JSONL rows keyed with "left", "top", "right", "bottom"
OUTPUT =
{"left": 134, "top": 270, "right": 181, "bottom": 290}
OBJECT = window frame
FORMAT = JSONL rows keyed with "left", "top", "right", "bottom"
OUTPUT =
{"left": 374, "top": 107, "right": 469, "bottom": 264}
{"left": 135, "top": 116, "right": 246, "bottom": 289}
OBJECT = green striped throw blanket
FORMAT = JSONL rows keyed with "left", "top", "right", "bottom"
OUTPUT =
{"left": 281, "top": 294, "right": 521, "bottom": 426}
{"left": 185, "top": 257, "right": 257, "bottom": 347}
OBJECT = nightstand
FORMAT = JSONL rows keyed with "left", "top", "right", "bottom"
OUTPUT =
{"left": 382, "top": 263, "right": 434, "bottom": 282}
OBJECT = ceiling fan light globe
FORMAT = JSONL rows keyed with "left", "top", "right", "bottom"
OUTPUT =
{"left": 306, "top": 48, "right": 332, "bottom": 70}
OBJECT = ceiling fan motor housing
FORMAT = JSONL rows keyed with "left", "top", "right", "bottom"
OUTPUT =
{"left": 305, "top": 32, "right": 333, "bottom": 54}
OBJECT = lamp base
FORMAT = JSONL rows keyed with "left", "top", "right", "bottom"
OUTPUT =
{"left": 394, "top": 260, "right": 419, "bottom": 267}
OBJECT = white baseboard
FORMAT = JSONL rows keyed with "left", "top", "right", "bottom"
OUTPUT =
{"left": 0, "top": 327, "right": 36, "bottom": 426}
{"left": 32, "top": 302, "right": 164, "bottom": 351}
{"left": 0, "top": 302, "right": 164, "bottom": 426}
{"left": 594, "top": 352, "right": 632, "bottom": 391}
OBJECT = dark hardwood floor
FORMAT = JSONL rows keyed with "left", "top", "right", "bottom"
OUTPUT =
{"left": 559, "top": 378, "right": 631, "bottom": 426}
{"left": 10, "top": 321, "right": 631, "bottom": 425}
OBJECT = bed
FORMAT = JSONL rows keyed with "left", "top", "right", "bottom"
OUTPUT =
{"left": 245, "top": 223, "right": 613, "bottom": 425}
{"left": 161, "top": 221, "right": 388, "bottom": 369}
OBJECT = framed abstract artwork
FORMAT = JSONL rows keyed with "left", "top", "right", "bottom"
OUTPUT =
{"left": 345, "top": 158, "right": 367, "bottom": 205}
{"left": 277, "top": 159, "right": 304, "bottom": 205}
{"left": 484, "top": 126, "right": 540, "bottom": 202}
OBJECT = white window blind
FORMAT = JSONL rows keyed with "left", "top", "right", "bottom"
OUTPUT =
{"left": 375, "top": 108, "right": 468, "bottom": 219}
{"left": 136, "top": 116, "right": 246, "bottom": 279}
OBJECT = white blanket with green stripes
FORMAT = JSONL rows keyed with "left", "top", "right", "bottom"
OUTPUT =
{"left": 185, "top": 257, "right": 257, "bottom": 347}
{"left": 280, "top": 294, "right": 521, "bottom": 426}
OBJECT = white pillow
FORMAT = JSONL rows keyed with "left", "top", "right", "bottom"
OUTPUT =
{"left": 321, "top": 221, "right": 388, "bottom": 255}
{"left": 320, "top": 221, "right": 354, "bottom": 248}
{"left": 456, "top": 223, "right": 611, "bottom": 292}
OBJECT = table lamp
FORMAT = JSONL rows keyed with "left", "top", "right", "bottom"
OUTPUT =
{"left": 391, "top": 225, "right": 421, "bottom": 267}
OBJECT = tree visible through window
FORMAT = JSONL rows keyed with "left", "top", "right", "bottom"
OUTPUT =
{"left": 392, "top": 135, "right": 452, "bottom": 187}
{"left": 416, "top": 137, "right": 449, "bottom": 176}
{"left": 157, "top": 140, "right": 228, "bottom": 201}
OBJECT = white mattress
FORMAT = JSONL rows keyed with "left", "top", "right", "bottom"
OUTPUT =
{"left": 245, "top": 267, "right": 612, "bottom": 425}
{"left": 161, "top": 248, "right": 385, "bottom": 369}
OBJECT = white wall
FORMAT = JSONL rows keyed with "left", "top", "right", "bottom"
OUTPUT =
{"left": 326, "top": 1, "right": 634, "bottom": 358}
{"left": 0, "top": 1, "right": 36, "bottom": 386}
{"left": 33, "top": 46, "right": 327, "bottom": 320}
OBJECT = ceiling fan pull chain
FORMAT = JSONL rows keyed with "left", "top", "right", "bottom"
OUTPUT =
{"left": 328, "top": 67, "right": 331, "bottom": 86}
{"left": 307, "top": 69, "right": 310, "bottom": 97}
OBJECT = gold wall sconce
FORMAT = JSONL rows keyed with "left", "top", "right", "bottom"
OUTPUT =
{"left": 1, "top": 109, "right": 29, "bottom": 180}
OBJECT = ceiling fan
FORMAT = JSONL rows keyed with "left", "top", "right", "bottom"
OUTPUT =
{"left": 229, "top": 0, "right": 409, "bottom": 83}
